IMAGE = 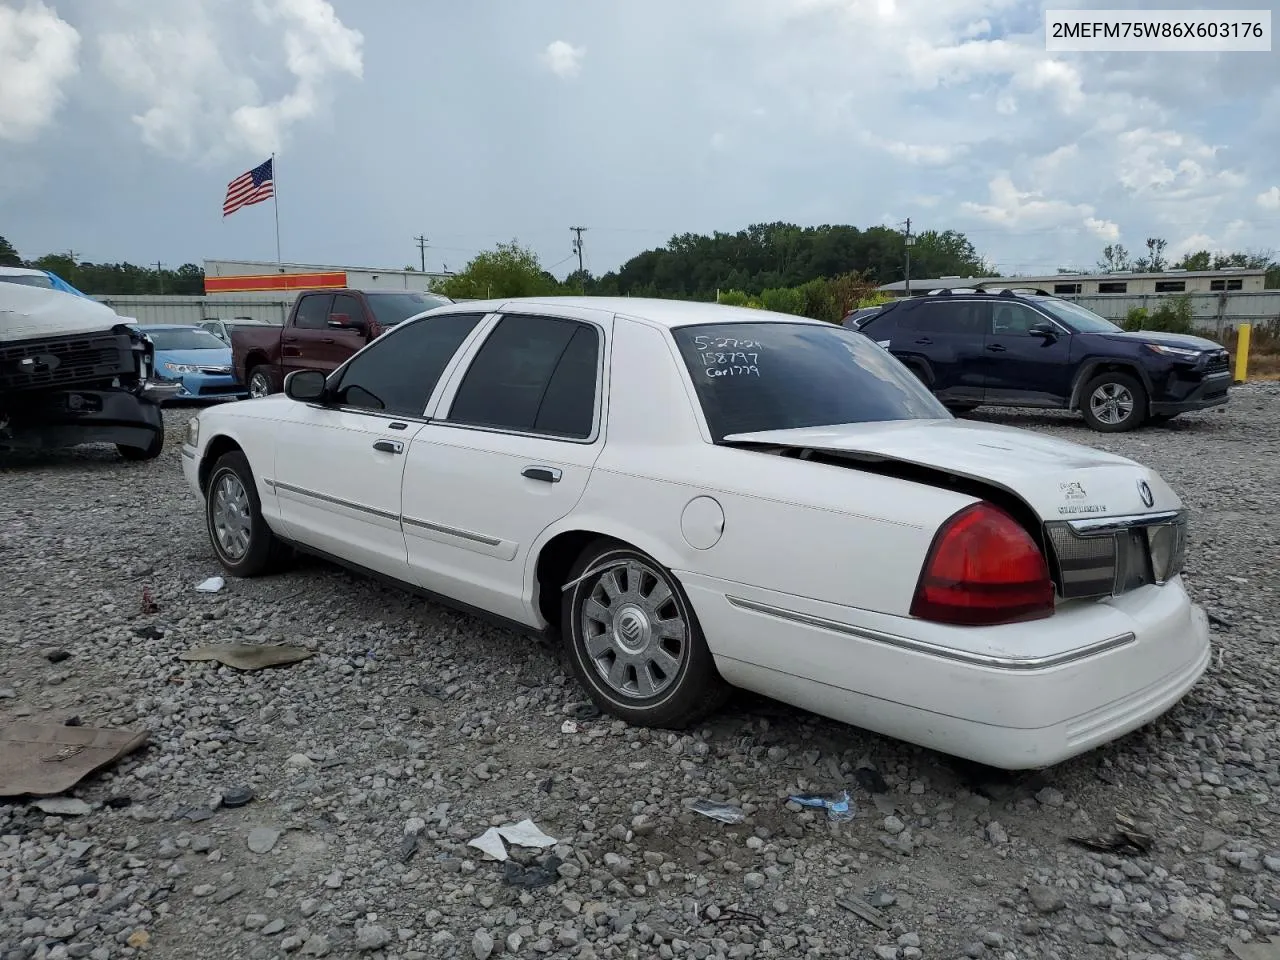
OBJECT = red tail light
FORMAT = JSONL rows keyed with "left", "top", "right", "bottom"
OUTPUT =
{"left": 910, "top": 502, "right": 1054, "bottom": 626}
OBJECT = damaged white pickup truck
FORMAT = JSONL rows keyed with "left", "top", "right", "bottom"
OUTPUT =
{"left": 0, "top": 279, "right": 178, "bottom": 459}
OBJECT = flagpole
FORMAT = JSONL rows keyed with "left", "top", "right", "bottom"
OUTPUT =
{"left": 271, "top": 152, "right": 282, "bottom": 267}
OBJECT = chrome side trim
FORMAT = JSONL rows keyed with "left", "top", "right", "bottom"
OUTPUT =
{"left": 724, "top": 595, "right": 1137, "bottom": 670}
{"left": 181, "top": 446, "right": 196, "bottom": 460}
{"left": 268, "top": 478, "right": 399, "bottom": 523}
{"left": 1068, "top": 510, "right": 1182, "bottom": 535}
{"left": 402, "top": 515, "right": 502, "bottom": 547}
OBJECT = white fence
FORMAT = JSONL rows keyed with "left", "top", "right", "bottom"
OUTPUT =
{"left": 93, "top": 295, "right": 293, "bottom": 326}
{"left": 1062, "top": 290, "right": 1280, "bottom": 335}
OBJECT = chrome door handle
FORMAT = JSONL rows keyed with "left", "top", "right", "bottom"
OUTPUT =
{"left": 373, "top": 439, "right": 404, "bottom": 454}
{"left": 986, "top": 344, "right": 1007, "bottom": 352}
{"left": 522, "top": 465, "right": 562, "bottom": 483}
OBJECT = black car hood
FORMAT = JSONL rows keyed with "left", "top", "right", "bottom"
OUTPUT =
{"left": 1098, "top": 330, "right": 1224, "bottom": 351}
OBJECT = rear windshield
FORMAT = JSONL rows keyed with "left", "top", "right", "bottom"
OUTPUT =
{"left": 147, "top": 328, "right": 228, "bottom": 350}
{"left": 367, "top": 292, "right": 451, "bottom": 327}
{"left": 671, "top": 321, "right": 949, "bottom": 440}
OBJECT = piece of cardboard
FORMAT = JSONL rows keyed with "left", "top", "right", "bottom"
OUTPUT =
{"left": 0, "top": 722, "right": 149, "bottom": 798}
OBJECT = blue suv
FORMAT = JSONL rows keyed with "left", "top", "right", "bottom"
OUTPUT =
{"left": 846, "top": 287, "right": 1232, "bottom": 432}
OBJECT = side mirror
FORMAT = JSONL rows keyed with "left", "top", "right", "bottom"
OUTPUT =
{"left": 1029, "top": 321, "right": 1057, "bottom": 339}
{"left": 284, "top": 369, "right": 327, "bottom": 402}
{"left": 327, "top": 313, "right": 364, "bottom": 330}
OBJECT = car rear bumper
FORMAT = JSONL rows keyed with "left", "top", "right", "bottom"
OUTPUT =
{"left": 1150, "top": 373, "right": 1231, "bottom": 415}
{"left": 680, "top": 572, "right": 1211, "bottom": 770}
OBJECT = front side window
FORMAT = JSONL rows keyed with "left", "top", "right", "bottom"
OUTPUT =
{"left": 0, "top": 273, "right": 54, "bottom": 289}
{"left": 672, "top": 321, "right": 949, "bottom": 441}
{"left": 990, "top": 303, "right": 1049, "bottom": 336}
{"left": 331, "top": 312, "right": 485, "bottom": 416}
{"left": 447, "top": 314, "right": 601, "bottom": 439}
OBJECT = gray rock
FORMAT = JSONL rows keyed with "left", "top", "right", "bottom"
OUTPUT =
{"left": 472, "top": 929, "right": 494, "bottom": 960}
{"left": 247, "top": 827, "right": 281, "bottom": 854}
{"left": 355, "top": 924, "right": 392, "bottom": 951}
{"left": 301, "top": 935, "right": 331, "bottom": 956}
{"left": 1028, "top": 884, "right": 1067, "bottom": 913}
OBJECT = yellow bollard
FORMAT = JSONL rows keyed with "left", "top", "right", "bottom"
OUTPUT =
{"left": 1234, "top": 323, "right": 1251, "bottom": 383}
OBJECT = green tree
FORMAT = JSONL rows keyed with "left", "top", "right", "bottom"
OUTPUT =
{"left": 1133, "top": 237, "right": 1169, "bottom": 272}
{"left": 1096, "top": 244, "right": 1132, "bottom": 273}
{"left": 432, "top": 241, "right": 563, "bottom": 299}
{"left": 0, "top": 235, "right": 21, "bottom": 267}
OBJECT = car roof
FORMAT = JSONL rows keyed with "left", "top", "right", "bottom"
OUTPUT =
{"left": 143, "top": 324, "right": 209, "bottom": 331}
{"left": 0, "top": 266, "right": 48, "bottom": 277}
{"left": 435, "top": 296, "right": 825, "bottom": 330}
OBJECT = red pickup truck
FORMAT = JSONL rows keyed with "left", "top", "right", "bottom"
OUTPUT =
{"left": 231, "top": 288, "right": 452, "bottom": 397}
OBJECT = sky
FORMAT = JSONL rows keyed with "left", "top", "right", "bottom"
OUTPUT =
{"left": 1, "top": 0, "right": 1278, "bottom": 280}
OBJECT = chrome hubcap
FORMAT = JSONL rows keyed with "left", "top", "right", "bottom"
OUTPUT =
{"left": 249, "top": 374, "right": 270, "bottom": 398}
{"left": 581, "top": 560, "right": 687, "bottom": 700}
{"left": 1090, "top": 383, "right": 1134, "bottom": 425}
{"left": 212, "top": 472, "right": 252, "bottom": 560}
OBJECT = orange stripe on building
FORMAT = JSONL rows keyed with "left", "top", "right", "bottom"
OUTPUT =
{"left": 205, "top": 271, "right": 348, "bottom": 293}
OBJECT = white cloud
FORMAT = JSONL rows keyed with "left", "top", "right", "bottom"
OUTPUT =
{"left": 0, "top": 0, "right": 80, "bottom": 142}
{"left": 961, "top": 175, "right": 1116, "bottom": 240}
{"left": 99, "top": 0, "right": 363, "bottom": 160}
{"left": 541, "top": 40, "right": 585, "bottom": 80}
{"left": 861, "top": 133, "right": 964, "bottom": 166}
{"left": 1258, "top": 186, "right": 1280, "bottom": 210}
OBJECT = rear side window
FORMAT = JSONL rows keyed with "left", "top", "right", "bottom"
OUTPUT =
{"left": 294, "top": 294, "right": 333, "bottom": 329}
{"left": 332, "top": 312, "right": 484, "bottom": 416}
{"left": 900, "top": 302, "right": 986, "bottom": 335}
{"left": 447, "top": 314, "right": 600, "bottom": 439}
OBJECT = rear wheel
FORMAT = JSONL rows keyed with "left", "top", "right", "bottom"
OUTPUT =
{"left": 561, "top": 541, "right": 729, "bottom": 729}
{"left": 247, "top": 367, "right": 273, "bottom": 398}
{"left": 1081, "top": 371, "right": 1147, "bottom": 432}
{"left": 117, "top": 432, "right": 164, "bottom": 461}
{"left": 205, "top": 450, "right": 291, "bottom": 576}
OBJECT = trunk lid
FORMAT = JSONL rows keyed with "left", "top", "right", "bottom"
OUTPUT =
{"left": 723, "top": 418, "right": 1181, "bottom": 521}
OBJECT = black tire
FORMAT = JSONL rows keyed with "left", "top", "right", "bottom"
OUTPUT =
{"left": 246, "top": 366, "right": 274, "bottom": 398}
{"left": 204, "top": 450, "right": 291, "bottom": 577}
{"left": 561, "top": 540, "right": 730, "bottom": 729}
{"left": 117, "top": 432, "right": 164, "bottom": 461}
{"left": 945, "top": 403, "right": 980, "bottom": 415}
{"left": 1080, "top": 371, "right": 1148, "bottom": 432}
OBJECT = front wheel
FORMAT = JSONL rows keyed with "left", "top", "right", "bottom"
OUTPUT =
{"left": 561, "top": 542, "right": 729, "bottom": 729}
{"left": 117, "top": 432, "right": 164, "bottom": 461}
{"left": 1081, "top": 371, "right": 1148, "bottom": 432}
{"left": 246, "top": 367, "right": 274, "bottom": 398}
{"left": 205, "top": 450, "right": 291, "bottom": 577}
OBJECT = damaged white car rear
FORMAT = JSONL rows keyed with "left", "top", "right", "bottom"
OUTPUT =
{"left": 182, "top": 297, "right": 1210, "bottom": 770}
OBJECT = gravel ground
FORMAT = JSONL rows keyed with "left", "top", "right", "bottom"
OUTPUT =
{"left": 2, "top": 386, "right": 1279, "bottom": 960}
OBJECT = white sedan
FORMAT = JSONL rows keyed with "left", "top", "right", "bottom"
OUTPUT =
{"left": 181, "top": 296, "right": 1210, "bottom": 770}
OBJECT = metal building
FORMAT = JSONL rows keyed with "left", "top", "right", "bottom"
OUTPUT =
{"left": 203, "top": 258, "right": 451, "bottom": 295}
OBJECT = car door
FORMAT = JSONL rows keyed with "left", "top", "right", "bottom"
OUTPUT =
{"left": 281, "top": 292, "right": 334, "bottom": 379}
{"left": 322, "top": 292, "right": 373, "bottom": 368}
{"left": 982, "top": 302, "right": 1074, "bottom": 406}
{"left": 270, "top": 310, "right": 489, "bottom": 582}
{"left": 399, "top": 310, "right": 609, "bottom": 624}
{"left": 892, "top": 300, "right": 988, "bottom": 404}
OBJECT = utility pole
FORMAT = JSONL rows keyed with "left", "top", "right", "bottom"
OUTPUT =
{"left": 901, "top": 218, "right": 915, "bottom": 296}
{"left": 155, "top": 261, "right": 164, "bottom": 294}
{"left": 414, "top": 234, "right": 428, "bottom": 272}
{"left": 570, "top": 226, "right": 588, "bottom": 275}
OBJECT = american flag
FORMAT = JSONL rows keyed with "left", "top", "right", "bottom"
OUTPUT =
{"left": 222, "top": 158, "right": 274, "bottom": 217}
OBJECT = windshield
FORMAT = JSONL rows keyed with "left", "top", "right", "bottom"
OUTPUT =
{"left": 147, "top": 328, "right": 228, "bottom": 350}
{"left": 672, "top": 321, "right": 950, "bottom": 441}
{"left": 0, "top": 273, "right": 54, "bottom": 289}
{"left": 1030, "top": 297, "right": 1122, "bottom": 333}
{"left": 367, "top": 292, "right": 450, "bottom": 327}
